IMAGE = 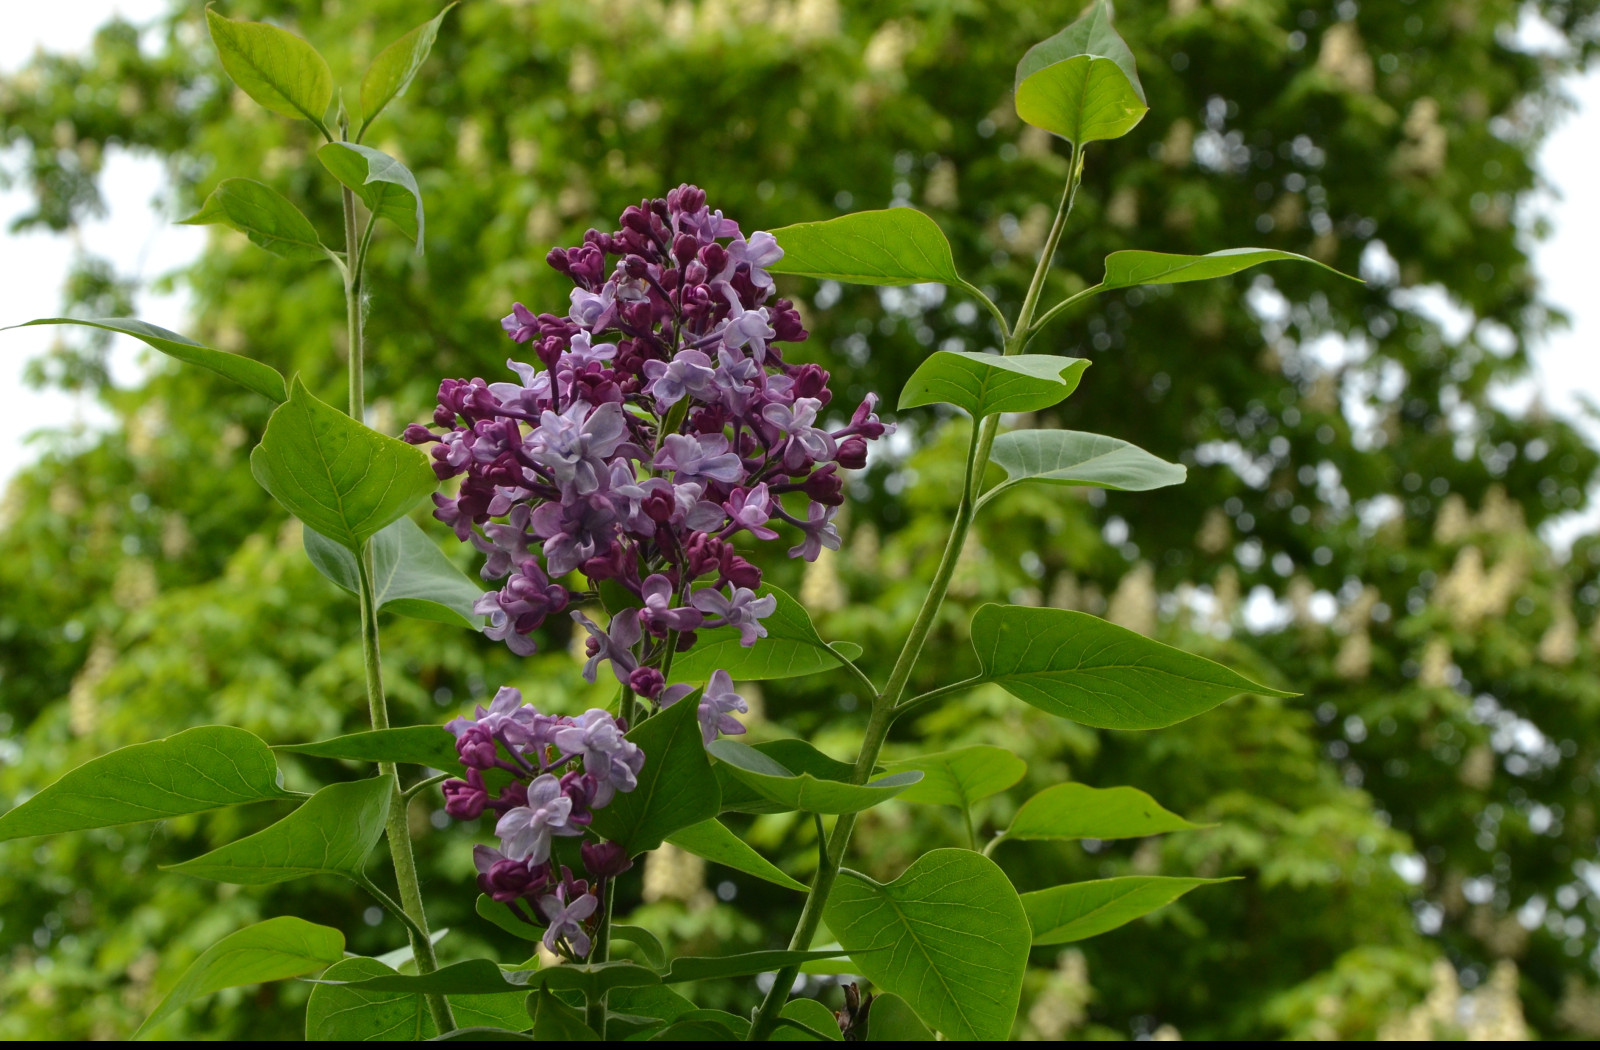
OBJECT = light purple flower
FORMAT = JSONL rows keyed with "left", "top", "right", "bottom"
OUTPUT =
{"left": 447, "top": 686, "right": 532, "bottom": 742}
{"left": 569, "top": 283, "right": 618, "bottom": 331}
{"left": 654, "top": 432, "right": 745, "bottom": 486}
{"left": 551, "top": 708, "right": 646, "bottom": 807}
{"left": 528, "top": 400, "right": 630, "bottom": 495}
{"left": 763, "top": 397, "right": 837, "bottom": 471}
{"left": 642, "top": 349, "right": 717, "bottom": 410}
{"left": 718, "top": 285, "right": 775, "bottom": 361}
{"left": 538, "top": 885, "right": 599, "bottom": 956}
{"left": 501, "top": 302, "right": 539, "bottom": 342}
{"left": 788, "top": 502, "right": 841, "bottom": 561}
{"left": 571, "top": 609, "right": 642, "bottom": 684}
{"left": 639, "top": 573, "right": 706, "bottom": 634}
{"left": 723, "top": 484, "right": 779, "bottom": 541}
{"left": 722, "top": 232, "right": 783, "bottom": 291}
{"left": 690, "top": 586, "right": 778, "bottom": 646}
{"left": 698, "top": 669, "right": 749, "bottom": 744}
{"left": 495, "top": 773, "right": 572, "bottom": 864}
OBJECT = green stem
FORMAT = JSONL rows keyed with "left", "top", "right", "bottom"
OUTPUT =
{"left": 340, "top": 147, "right": 454, "bottom": 1035}
{"left": 585, "top": 882, "right": 616, "bottom": 1037}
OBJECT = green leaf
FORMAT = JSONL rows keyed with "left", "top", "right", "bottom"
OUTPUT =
{"left": 307, "top": 957, "right": 432, "bottom": 1040}
{"left": 1013, "top": 0, "right": 1147, "bottom": 146}
{"left": 305, "top": 516, "right": 484, "bottom": 629}
{"left": 706, "top": 740, "right": 920, "bottom": 815}
{"left": 1101, "top": 247, "right": 1355, "bottom": 290}
{"left": 898, "top": 352, "right": 1089, "bottom": 418}
{"left": 612, "top": 925, "right": 667, "bottom": 970}
{"left": 767, "top": 209, "right": 959, "bottom": 287}
{"left": 250, "top": 376, "right": 437, "bottom": 551}
{"left": 164, "top": 776, "right": 393, "bottom": 885}
{"left": 275, "top": 725, "right": 459, "bottom": 769}
{"left": 714, "top": 740, "right": 861, "bottom": 815}
{"left": 8, "top": 318, "right": 286, "bottom": 402}
{"left": 609, "top": 985, "right": 698, "bottom": 1026}
{"left": 773, "top": 998, "right": 842, "bottom": 1041}
{"left": 451, "top": 992, "right": 537, "bottom": 1034}
{"left": 661, "top": 950, "right": 855, "bottom": 985}
{"left": 359, "top": 4, "right": 455, "bottom": 133}
{"left": 180, "top": 177, "right": 329, "bottom": 262}
{"left": 980, "top": 429, "right": 1185, "bottom": 509}
{"left": 1003, "top": 783, "right": 1202, "bottom": 843}
{"left": 527, "top": 989, "right": 599, "bottom": 1041}
{"left": 430, "top": 1028, "right": 534, "bottom": 1041}
{"left": 137, "top": 917, "right": 344, "bottom": 1039}
{"left": 589, "top": 694, "right": 720, "bottom": 854}
{"left": 318, "top": 143, "right": 425, "bottom": 250}
{"left": 205, "top": 7, "right": 333, "bottom": 131}
{"left": 970, "top": 604, "right": 1296, "bottom": 730}
{"left": 475, "top": 894, "right": 539, "bottom": 941}
{"left": 669, "top": 585, "right": 860, "bottom": 683}
{"left": 825, "top": 849, "right": 1029, "bottom": 1042}
{"left": 650, "top": 1014, "right": 745, "bottom": 1040}
{"left": 0, "top": 726, "right": 294, "bottom": 843}
{"left": 325, "top": 959, "right": 527, "bottom": 996}
{"left": 526, "top": 961, "right": 662, "bottom": 998}
{"left": 881, "top": 746, "right": 1026, "bottom": 810}
{"left": 1021, "top": 876, "right": 1236, "bottom": 945}
{"left": 865, "top": 993, "right": 933, "bottom": 1041}
{"left": 666, "top": 818, "right": 809, "bottom": 892}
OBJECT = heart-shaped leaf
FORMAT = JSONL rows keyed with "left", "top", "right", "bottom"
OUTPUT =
{"left": 180, "top": 177, "right": 329, "bottom": 262}
{"left": 589, "top": 695, "right": 720, "bottom": 855}
{"left": 707, "top": 740, "right": 920, "bottom": 815}
{"left": 768, "top": 209, "right": 959, "bottom": 287}
{"left": 306, "top": 956, "right": 528, "bottom": 1040}
{"left": 305, "top": 516, "right": 484, "bottom": 629}
{"left": 980, "top": 429, "right": 1185, "bottom": 509}
{"left": 137, "top": 917, "right": 344, "bottom": 1039}
{"left": 318, "top": 143, "right": 425, "bottom": 250}
{"left": 970, "top": 604, "right": 1295, "bottom": 730}
{"left": 865, "top": 993, "right": 933, "bottom": 1041}
{"left": 205, "top": 8, "right": 333, "bottom": 132}
{"left": 527, "top": 988, "right": 599, "bottom": 1040}
{"left": 774, "top": 997, "right": 842, "bottom": 1041}
{"left": 9, "top": 318, "right": 286, "bottom": 402}
{"left": 666, "top": 818, "right": 808, "bottom": 892}
{"left": 882, "top": 746, "right": 1026, "bottom": 811}
{"left": 274, "top": 725, "right": 459, "bottom": 769}
{"left": 825, "top": 849, "right": 1029, "bottom": 1041}
{"left": 1014, "top": 0, "right": 1146, "bottom": 146}
{"left": 1002, "top": 783, "right": 1202, "bottom": 843}
{"left": 661, "top": 950, "right": 855, "bottom": 985}
{"left": 165, "top": 776, "right": 393, "bottom": 885}
{"left": 251, "top": 376, "right": 437, "bottom": 551}
{"left": 669, "top": 585, "right": 860, "bottom": 683}
{"left": 1101, "top": 247, "right": 1355, "bottom": 290}
{"left": 0, "top": 726, "right": 294, "bottom": 843}
{"left": 898, "top": 352, "right": 1089, "bottom": 418}
{"left": 359, "top": 4, "right": 456, "bottom": 133}
{"left": 1022, "top": 876, "right": 1236, "bottom": 945}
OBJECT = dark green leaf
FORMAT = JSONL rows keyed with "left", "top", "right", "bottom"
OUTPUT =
{"left": 661, "top": 950, "right": 855, "bottom": 984}
{"left": 527, "top": 989, "right": 598, "bottom": 1041}
{"left": 670, "top": 584, "right": 861, "bottom": 683}
{"left": 981, "top": 429, "right": 1185, "bottom": 509}
{"left": 608, "top": 985, "right": 698, "bottom": 1026}
{"left": 451, "top": 992, "right": 536, "bottom": 1034}
{"left": 649, "top": 1015, "right": 744, "bottom": 1040}
{"left": 714, "top": 739, "right": 860, "bottom": 815}
{"left": 1101, "top": 247, "right": 1355, "bottom": 290}
{"left": 430, "top": 1027, "right": 534, "bottom": 1041}
{"left": 137, "top": 917, "right": 344, "bottom": 1038}
{"left": 825, "top": 849, "right": 1029, "bottom": 1041}
{"left": 589, "top": 694, "right": 720, "bottom": 854}
{"left": 475, "top": 894, "right": 540, "bottom": 942}
{"left": 360, "top": 4, "right": 456, "bottom": 133}
{"left": 306, "top": 957, "right": 431, "bottom": 1040}
{"left": 305, "top": 516, "right": 484, "bottom": 630}
{"left": 180, "top": 178, "right": 329, "bottom": 262}
{"left": 1003, "top": 783, "right": 1202, "bottom": 842}
{"left": 1013, "top": 0, "right": 1146, "bottom": 145}
{"left": 318, "top": 143, "right": 425, "bottom": 250}
{"left": 1021, "top": 876, "right": 1236, "bottom": 945}
{"left": 524, "top": 961, "right": 660, "bottom": 998}
{"left": 0, "top": 726, "right": 294, "bottom": 843}
{"left": 707, "top": 740, "right": 920, "bottom": 814}
{"left": 772, "top": 997, "right": 842, "bottom": 1041}
{"left": 612, "top": 925, "right": 667, "bottom": 970}
{"left": 324, "top": 959, "right": 529, "bottom": 996}
{"left": 898, "top": 353, "right": 1089, "bottom": 418}
{"left": 882, "top": 746, "right": 1026, "bottom": 810}
{"left": 864, "top": 993, "right": 933, "bottom": 1041}
{"left": 205, "top": 8, "right": 333, "bottom": 131}
{"left": 970, "top": 604, "right": 1296, "bottom": 729}
{"left": 767, "top": 209, "right": 959, "bottom": 287}
{"left": 250, "top": 376, "right": 437, "bottom": 550}
{"left": 164, "top": 776, "right": 393, "bottom": 884}
{"left": 275, "top": 725, "right": 459, "bottom": 769}
{"left": 666, "top": 818, "right": 809, "bottom": 892}
{"left": 9, "top": 318, "right": 286, "bottom": 402}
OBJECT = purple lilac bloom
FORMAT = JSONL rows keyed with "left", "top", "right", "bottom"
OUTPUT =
{"left": 551, "top": 709, "right": 646, "bottom": 807}
{"left": 697, "top": 670, "right": 749, "bottom": 745}
{"left": 539, "top": 885, "right": 600, "bottom": 956}
{"left": 690, "top": 586, "right": 779, "bottom": 646}
{"left": 495, "top": 773, "right": 575, "bottom": 865}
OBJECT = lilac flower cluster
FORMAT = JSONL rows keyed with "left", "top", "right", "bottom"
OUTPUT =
{"left": 441, "top": 687, "right": 642, "bottom": 958}
{"left": 405, "top": 186, "right": 891, "bottom": 735}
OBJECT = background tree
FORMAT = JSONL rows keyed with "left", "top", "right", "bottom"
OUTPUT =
{"left": 3, "top": 0, "right": 1600, "bottom": 1038}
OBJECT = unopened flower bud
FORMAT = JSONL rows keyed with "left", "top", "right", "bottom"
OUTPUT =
{"left": 836, "top": 436, "right": 869, "bottom": 470}
{"left": 628, "top": 666, "right": 666, "bottom": 699}
{"left": 673, "top": 233, "right": 699, "bottom": 266}
{"left": 442, "top": 769, "right": 489, "bottom": 820}
{"left": 580, "top": 840, "right": 634, "bottom": 879}
{"left": 803, "top": 466, "right": 845, "bottom": 506}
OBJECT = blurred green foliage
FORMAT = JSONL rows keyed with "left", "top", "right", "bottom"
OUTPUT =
{"left": 4, "top": 0, "right": 1600, "bottom": 1039}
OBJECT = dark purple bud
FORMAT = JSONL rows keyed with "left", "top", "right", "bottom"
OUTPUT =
{"left": 673, "top": 233, "right": 699, "bottom": 266}
{"left": 403, "top": 423, "right": 438, "bottom": 445}
{"left": 621, "top": 205, "right": 654, "bottom": 236}
{"left": 581, "top": 841, "right": 634, "bottom": 879}
{"left": 699, "top": 243, "right": 728, "bottom": 274}
{"left": 771, "top": 299, "right": 808, "bottom": 343}
{"left": 442, "top": 769, "right": 489, "bottom": 820}
{"left": 628, "top": 666, "right": 666, "bottom": 699}
{"left": 792, "top": 363, "right": 831, "bottom": 402}
{"left": 685, "top": 533, "right": 727, "bottom": 579}
{"left": 836, "top": 436, "right": 869, "bottom": 470}
{"left": 804, "top": 466, "right": 845, "bottom": 506}
{"left": 624, "top": 254, "right": 651, "bottom": 278}
{"left": 675, "top": 629, "right": 698, "bottom": 652}
{"left": 478, "top": 857, "right": 547, "bottom": 903}
{"left": 560, "top": 770, "right": 598, "bottom": 826}
{"left": 722, "top": 554, "right": 763, "bottom": 591}
{"left": 456, "top": 725, "right": 500, "bottom": 770}
{"left": 546, "top": 246, "right": 573, "bottom": 277}
{"left": 668, "top": 183, "right": 706, "bottom": 215}
{"left": 683, "top": 260, "right": 708, "bottom": 286}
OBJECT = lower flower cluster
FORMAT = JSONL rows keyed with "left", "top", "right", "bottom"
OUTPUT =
{"left": 441, "top": 687, "right": 642, "bottom": 958}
